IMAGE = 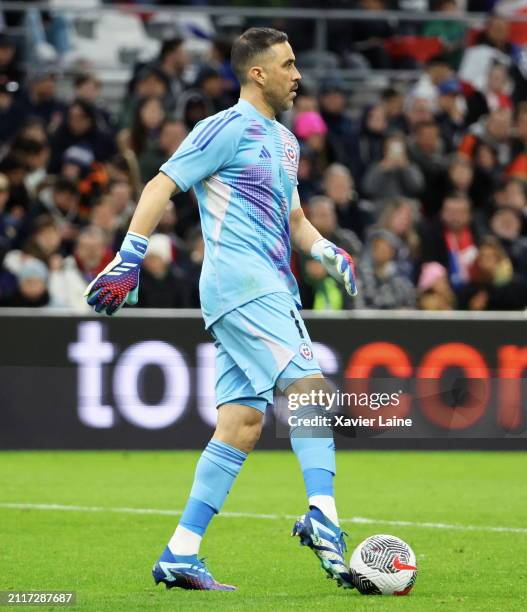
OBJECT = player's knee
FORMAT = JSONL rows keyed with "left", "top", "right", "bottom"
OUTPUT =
{"left": 238, "top": 419, "right": 263, "bottom": 452}
{"left": 215, "top": 403, "right": 264, "bottom": 453}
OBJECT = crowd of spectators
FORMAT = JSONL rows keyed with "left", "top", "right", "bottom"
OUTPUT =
{"left": 3, "top": 8, "right": 527, "bottom": 312}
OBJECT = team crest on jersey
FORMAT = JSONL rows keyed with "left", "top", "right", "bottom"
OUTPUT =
{"left": 284, "top": 141, "right": 297, "bottom": 163}
{"left": 299, "top": 342, "right": 313, "bottom": 361}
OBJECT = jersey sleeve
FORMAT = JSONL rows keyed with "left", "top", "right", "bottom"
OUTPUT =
{"left": 160, "top": 110, "right": 245, "bottom": 192}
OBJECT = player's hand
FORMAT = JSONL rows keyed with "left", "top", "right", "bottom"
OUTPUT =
{"left": 311, "top": 238, "right": 358, "bottom": 297}
{"left": 84, "top": 232, "right": 148, "bottom": 316}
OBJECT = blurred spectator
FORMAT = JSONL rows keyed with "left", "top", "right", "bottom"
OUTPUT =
{"left": 422, "top": 0, "right": 466, "bottom": 69}
{"left": 508, "top": 102, "right": 527, "bottom": 180}
{"left": 175, "top": 89, "right": 215, "bottom": 131}
{"left": 318, "top": 80, "right": 356, "bottom": 172}
{"left": 355, "top": 230, "right": 416, "bottom": 309}
{"left": 120, "top": 66, "right": 170, "bottom": 129}
{"left": 0, "top": 78, "right": 26, "bottom": 141}
{"left": 25, "top": 65, "right": 66, "bottom": 133}
{"left": 376, "top": 197, "right": 421, "bottom": 274}
{"left": 211, "top": 36, "right": 239, "bottom": 104}
{"left": 139, "top": 119, "right": 187, "bottom": 183}
{"left": 105, "top": 153, "right": 142, "bottom": 199}
{"left": 0, "top": 154, "right": 32, "bottom": 214}
{"left": 417, "top": 261, "right": 456, "bottom": 310}
{"left": 299, "top": 196, "right": 361, "bottom": 310}
{"left": 60, "top": 145, "right": 109, "bottom": 212}
{"left": 490, "top": 205, "right": 527, "bottom": 271}
{"left": 178, "top": 226, "right": 204, "bottom": 308}
{"left": 10, "top": 137, "right": 50, "bottom": 198}
{"left": 157, "top": 186, "right": 198, "bottom": 242}
{"left": 0, "top": 256, "right": 51, "bottom": 307}
{"left": 493, "top": 178, "right": 527, "bottom": 219}
{"left": 16, "top": 117, "right": 48, "bottom": 145}
{"left": 381, "top": 87, "right": 406, "bottom": 132}
{"left": 297, "top": 146, "right": 320, "bottom": 202}
{"left": 411, "top": 57, "right": 453, "bottom": 112}
{"left": 354, "top": 103, "right": 387, "bottom": 184}
{"left": 107, "top": 181, "right": 136, "bottom": 230}
{"left": 0, "top": 172, "right": 13, "bottom": 255}
{"left": 24, "top": 7, "right": 72, "bottom": 63}
{"left": 138, "top": 233, "right": 190, "bottom": 308}
{"left": 153, "top": 38, "right": 191, "bottom": 103}
{"left": 458, "top": 107, "right": 513, "bottom": 170}
{"left": 0, "top": 33, "right": 24, "bottom": 83}
{"left": 193, "top": 65, "right": 232, "bottom": 113}
{"left": 89, "top": 195, "right": 121, "bottom": 249}
{"left": 447, "top": 154, "right": 474, "bottom": 193}
{"left": 421, "top": 192, "right": 481, "bottom": 290}
{"left": 408, "top": 120, "right": 446, "bottom": 216}
{"left": 308, "top": 196, "right": 362, "bottom": 257}
{"left": 435, "top": 78, "right": 466, "bottom": 151}
{"left": 292, "top": 90, "right": 318, "bottom": 114}
{"left": 48, "top": 226, "right": 113, "bottom": 312}
{"left": 362, "top": 133, "right": 424, "bottom": 205}
{"left": 464, "top": 14, "right": 527, "bottom": 103}
{"left": 73, "top": 73, "right": 113, "bottom": 131}
{"left": 21, "top": 214, "right": 62, "bottom": 269}
{"left": 404, "top": 96, "right": 434, "bottom": 134}
{"left": 293, "top": 111, "right": 345, "bottom": 180}
{"left": 49, "top": 100, "right": 117, "bottom": 173}
{"left": 440, "top": 155, "right": 477, "bottom": 212}
{"left": 457, "top": 236, "right": 527, "bottom": 310}
{"left": 344, "top": 0, "right": 395, "bottom": 69}
{"left": 465, "top": 62, "right": 512, "bottom": 127}
{"left": 121, "top": 96, "right": 166, "bottom": 163}
{"left": 36, "top": 178, "right": 82, "bottom": 250}
{"left": 323, "top": 164, "right": 373, "bottom": 241}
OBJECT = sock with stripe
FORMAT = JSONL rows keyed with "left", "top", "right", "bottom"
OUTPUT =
{"left": 168, "top": 439, "right": 247, "bottom": 556}
{"left": 290, "top": 405, "right": 340, "bottom": 526}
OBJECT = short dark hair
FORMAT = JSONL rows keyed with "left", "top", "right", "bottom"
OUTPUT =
{"left": 54, "top": 178, "right": 78, "bottom": 196}
{"left": 443, "top": 191, "right": 471, "bottom": 206}
{"left": 230, "top": 27, "right": 288, "bottom": 85}
{"left": 159, "top": 38, "right": 184, "bottom": 61}
{"left": 74, "top": 73, "right": 99, "bottom": 89}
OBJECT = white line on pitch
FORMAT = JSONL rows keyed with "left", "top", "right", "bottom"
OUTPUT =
{"left": 0, "top": 502, "right": 525, "bottom": 535}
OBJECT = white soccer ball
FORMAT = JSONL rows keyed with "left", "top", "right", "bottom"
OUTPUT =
{"left": 349, "top": 534, "right": 417, "bottom": 595}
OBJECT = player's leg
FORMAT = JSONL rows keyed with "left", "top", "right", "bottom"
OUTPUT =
{"left": 167, "top": 402, "right": 262, "bottom": 557}
{"left": 283, "top": 372, "right": 353, "bottom": 588}
{"left": 204, "top": 293, "right": 351, "bottom": 587}
{"left": 284, "top": 373, "right": 340, "bottom": 524}
{"left": 152, "top": 340, "right": 266, "bottom": 591}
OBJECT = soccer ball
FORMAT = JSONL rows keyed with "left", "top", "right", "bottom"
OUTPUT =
{"left": 349, "top": 534, "right": 417, "bottom": 595}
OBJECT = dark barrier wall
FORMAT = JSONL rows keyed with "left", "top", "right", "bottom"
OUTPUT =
{"left": 1, "top": 311, "right": 527, "bottom": 450}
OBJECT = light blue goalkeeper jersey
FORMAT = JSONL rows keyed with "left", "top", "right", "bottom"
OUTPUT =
{"left": 160, "top": 98, "right": 301, "bottom": 328}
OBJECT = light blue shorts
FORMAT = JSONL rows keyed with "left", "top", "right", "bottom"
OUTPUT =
{"left": 211, "top": 292, "right": 322, "bottom": 412}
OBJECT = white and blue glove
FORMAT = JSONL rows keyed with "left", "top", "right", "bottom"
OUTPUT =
{"left": 311, "top": 238, "right": 358, "bottom": 296}
{"left": 84, "top": 231, "right": 148, "bottom": 315}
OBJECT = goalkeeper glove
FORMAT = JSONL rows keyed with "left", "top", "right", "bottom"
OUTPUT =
{"left": 311, "top": 238, "right": 358, "bottom": 297}
{"left": 84, "top": 231, "right": 149, "bottom": 315}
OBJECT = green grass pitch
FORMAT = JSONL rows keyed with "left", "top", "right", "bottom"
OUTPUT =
{"left": 1, "top": 451, "right": 526, "bottom": 611}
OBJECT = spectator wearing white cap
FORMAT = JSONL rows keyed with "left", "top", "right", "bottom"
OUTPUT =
{"left": 138, "top": 233, "right": 190, "bottom": 308}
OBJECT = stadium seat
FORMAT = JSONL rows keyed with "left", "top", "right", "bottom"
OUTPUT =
{"left": 66, "top": 9, "right": 159, "bottom": 68}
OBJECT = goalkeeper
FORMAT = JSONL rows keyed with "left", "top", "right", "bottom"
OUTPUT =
{"left": 85, "top": 28, "right": 357, "bottom": 591}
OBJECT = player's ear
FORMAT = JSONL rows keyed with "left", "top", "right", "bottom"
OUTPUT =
{"left": 248, "top": 65, "right": 266, "bottom": 86}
